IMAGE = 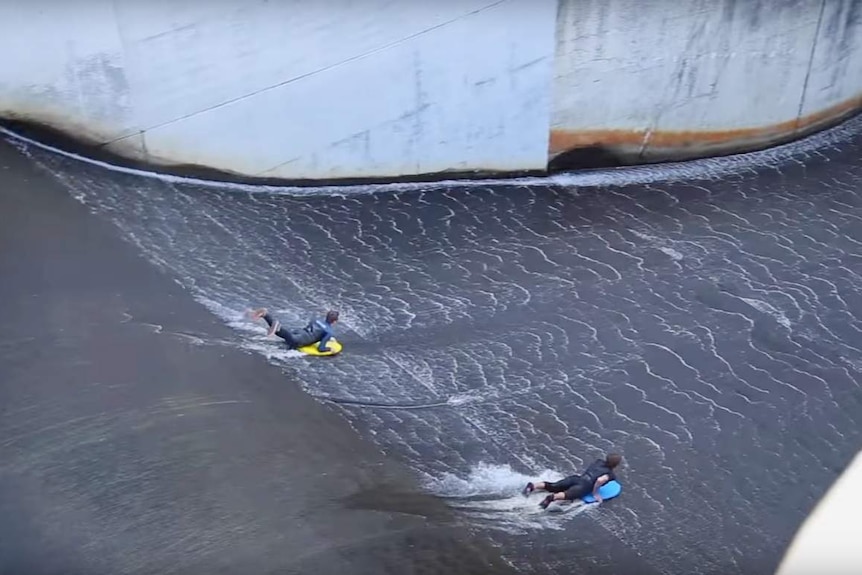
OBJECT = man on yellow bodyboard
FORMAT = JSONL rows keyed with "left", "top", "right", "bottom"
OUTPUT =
{"left": 249, "top": 308, "right": 340, "bottom": 354}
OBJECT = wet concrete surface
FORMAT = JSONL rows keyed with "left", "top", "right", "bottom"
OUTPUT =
{"left": 2, "top": 112, "right": 862, "bottom": 575}
{"left": 0, "top": 139, "right": 519, "bottom": 575}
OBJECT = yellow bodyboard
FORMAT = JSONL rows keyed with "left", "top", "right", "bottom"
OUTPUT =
{"left": 297, "top": 338, "right": 343, "bottom": 356}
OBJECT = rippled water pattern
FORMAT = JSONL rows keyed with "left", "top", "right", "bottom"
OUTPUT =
{"left": 6, "top": 115, "right": 862, "bottom": 574}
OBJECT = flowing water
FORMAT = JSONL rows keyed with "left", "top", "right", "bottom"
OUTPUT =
{"left": 4, "top": 115, "right": 862, "bottom": 574}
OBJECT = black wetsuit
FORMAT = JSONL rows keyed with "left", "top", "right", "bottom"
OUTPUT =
{"left": 263, "top": 312, "right": 333, "bottom": 350}
{"left": 543, "top": 459, "right": 616, "bottom": 501}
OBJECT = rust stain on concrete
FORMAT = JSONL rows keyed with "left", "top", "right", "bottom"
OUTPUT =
{"left": 549, "top": 94, "right": 862, "bottom": 160}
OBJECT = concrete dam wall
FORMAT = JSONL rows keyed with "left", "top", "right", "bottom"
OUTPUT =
{"left": 1, "top": 0, "right": 860, "bottom": 181}
{"left": 551, "top": 0, "right": 862, "bottom": 166}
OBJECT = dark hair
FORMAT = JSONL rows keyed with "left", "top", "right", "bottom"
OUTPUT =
{"left": 605, "top": 453, "right": 622, "bottom": 469}
{"left": 325, "top": 310, "right": 339, "bottom": 323}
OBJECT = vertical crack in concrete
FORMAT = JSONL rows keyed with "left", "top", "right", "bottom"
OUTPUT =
{"left": 797, "top": 0, "right": 828, "bottom": 131}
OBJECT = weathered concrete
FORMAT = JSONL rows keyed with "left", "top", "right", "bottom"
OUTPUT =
{"left": 0, "top": 0, "right": 557, "bottom": 180}
{"left": 0, "top": 0, "right": 860, "bottom": 180}
{"left": 550, "top": 0, "right": 862, "bottom": 166}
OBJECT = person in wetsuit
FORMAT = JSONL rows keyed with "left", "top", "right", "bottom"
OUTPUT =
{"left": 249, "top": 308, "right": 339, "bottom": 352}
{"left": 523, "top": 453, "right": 622, "bottom": 508}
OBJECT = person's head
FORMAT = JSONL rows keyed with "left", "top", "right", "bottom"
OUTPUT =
{"left": 325, "top": 310, "right": 339, "bottom": 325}
{"left": 605, "top": 453, "right": 622, "bottom": 469}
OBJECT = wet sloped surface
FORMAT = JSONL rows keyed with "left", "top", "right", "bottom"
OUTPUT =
{"left": 0, "top": 140, "right": 519, "bottom": 575}
{"left": 4, "top": 114, "right": 862, "bottom": 574}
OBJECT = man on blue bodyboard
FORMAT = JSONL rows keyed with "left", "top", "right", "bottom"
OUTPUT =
{"left": 249, "top": 308, "right": 339, "bottom": 352}
{"left": 523, "top": 453, "right": 622, "bottom": 508}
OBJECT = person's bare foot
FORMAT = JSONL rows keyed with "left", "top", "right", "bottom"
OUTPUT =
{"left": 249, "top": 308, "right": 267, "bottom": 320}
{"left": 267, "top": 320, "right": 280, "bottom": 337}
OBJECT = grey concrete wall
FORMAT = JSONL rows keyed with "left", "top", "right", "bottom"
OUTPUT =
{"left": 0, "top": 0, "right": 860, "bottom": 180}
{"left": 551, "top": 0, "right": 862, "bottom": 165}
{"left": 0, "top": 0, "right": 557, "bottom": 180}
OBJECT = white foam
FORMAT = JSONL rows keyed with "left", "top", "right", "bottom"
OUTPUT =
{"left": 422, "top": 462, "right": 599, "bottom": 533}
{"left": 446, "top": 391, "right": 484, "bottom": 406}
{"left": 423, "top": 462, "right": 562, "bottom": 498}
{"left": 2, "top": 112, "right": 860, "bottom": 196}
{"left": 193, "top": 295, "right": 305, "bottom": 362}
{"left": 740, "top": 297, "right": 793, "bottom": 329}
{"left": 659, "top": 246, "right": 684, "bottom": 261}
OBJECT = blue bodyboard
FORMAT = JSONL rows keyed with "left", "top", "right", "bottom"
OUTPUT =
{"left": 581, "top": 479, "right": 622, "bottom": 504}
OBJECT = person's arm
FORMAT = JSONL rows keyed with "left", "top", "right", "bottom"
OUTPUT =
{"left": 591, "top": 474, "right": 610, "bottom": 503}
{"left": 317, "top": 324, "right": 333, "bottom": 351}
